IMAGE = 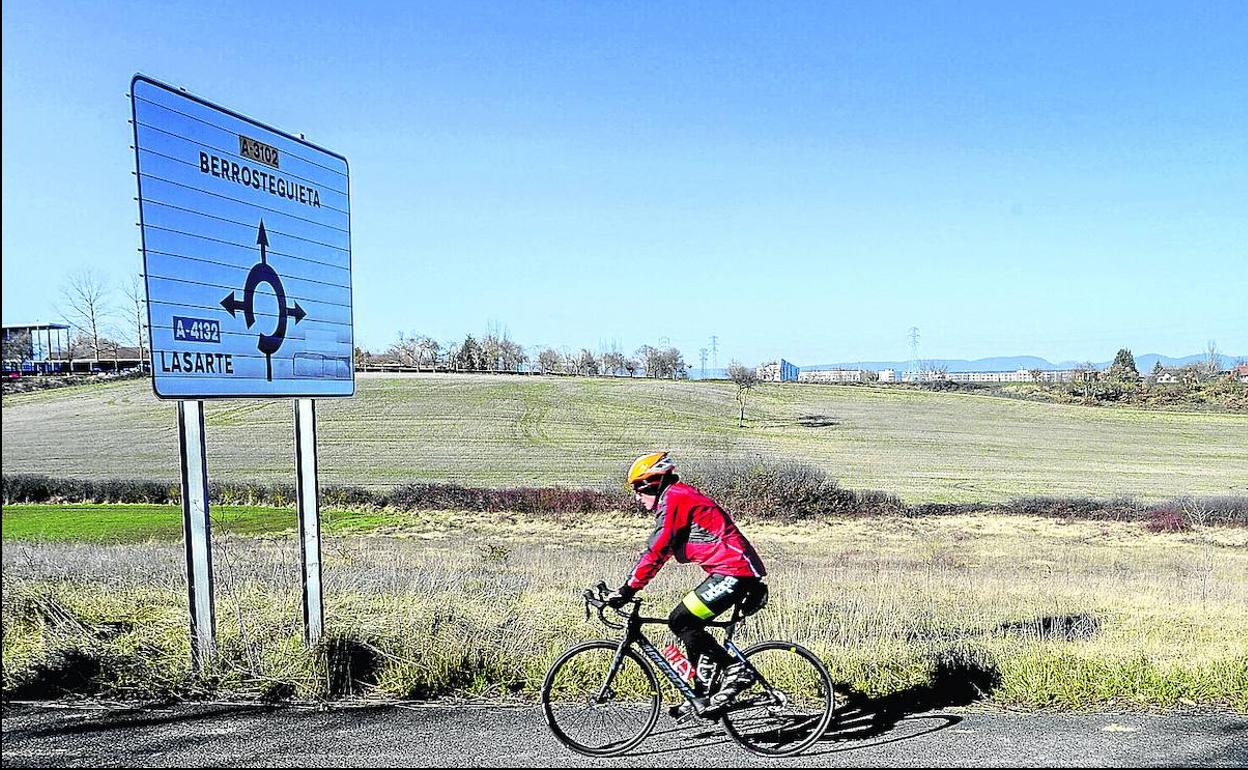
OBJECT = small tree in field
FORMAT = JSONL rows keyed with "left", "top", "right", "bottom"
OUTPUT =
{"left": 727, "top": 362, "right": 757, "bottom": 427}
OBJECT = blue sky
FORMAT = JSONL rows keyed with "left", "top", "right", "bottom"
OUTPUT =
{"left": 3, "top": 1, "right": 1245, "bottom": 366}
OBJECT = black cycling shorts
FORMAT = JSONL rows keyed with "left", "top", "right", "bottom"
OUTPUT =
{"left": 680, "top": 574, "right": 763, "bottom": 621}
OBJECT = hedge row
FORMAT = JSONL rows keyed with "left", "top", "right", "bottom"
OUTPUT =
{"left": 3, "top": 469, "right": 1245, "bottom": 526}
{"left": 0, "top": 474, "right": 629, "bottom": 515}
{"left": 1, "top": 370, "right": 147, "bottom": 395}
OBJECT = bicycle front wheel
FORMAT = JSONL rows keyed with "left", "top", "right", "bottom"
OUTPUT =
{"left": 721, "top": 641, "right": 835, "bottom": 757}
{"left": 541, "top": 641, "right": 661, "bottom": 757}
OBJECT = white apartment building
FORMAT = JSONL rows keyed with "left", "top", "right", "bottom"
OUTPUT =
{"left": 946, "top": 369, "right": 1079, "bottom": 384}
{"left": 798, "top": 369, "right": 875, "bottom": 384}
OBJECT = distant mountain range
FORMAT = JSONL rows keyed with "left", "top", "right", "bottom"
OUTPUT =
{"left": 801, "top": 353, "right": 1244, "bottom": 374}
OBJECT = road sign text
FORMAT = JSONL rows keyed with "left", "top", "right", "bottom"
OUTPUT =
{"left": 199, "top": 152, "right": 322, "bottom": 208}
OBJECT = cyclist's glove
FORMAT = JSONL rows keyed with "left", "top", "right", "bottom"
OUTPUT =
{"left": 606, "top": 585, "right": 637, "bottom": 609}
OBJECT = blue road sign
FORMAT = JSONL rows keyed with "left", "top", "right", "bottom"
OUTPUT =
{"left": 131, "top": 75, "right": 354, "bottom": 399}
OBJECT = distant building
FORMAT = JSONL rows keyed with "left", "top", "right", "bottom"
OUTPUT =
{"left": 2, "top": 323, "right": 148, "bottom": 375}
{"left": 878, "top": 368, "right": 897, "bottom": 383}
{"left": 757, "top": 359, "right": 799, "bottom": 382}
{"left": 2, "top": 323, "right": 71, "bottom": 374}
{"left": 1154, "top": 368, "right": 1182, "bottom": 385}
{"left": 944, "top": 368, "right": 1079, "bottom": 384}
{"left": 1236, "top": 363, "right": 1248, "bottom": 383}
{"left": 952, "top": 369, "right": 1029, "bottom": 383}
{"left": 799, "top": 369, "right": 876, "bottom": 384}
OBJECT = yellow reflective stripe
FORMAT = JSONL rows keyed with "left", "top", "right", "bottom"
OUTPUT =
{"left": 682, "top": 591, "right": 716, "bottom": 620}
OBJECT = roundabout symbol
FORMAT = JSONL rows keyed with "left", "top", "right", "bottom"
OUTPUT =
{"left": 220, "top": 219, "right": 307, "bottom": 381}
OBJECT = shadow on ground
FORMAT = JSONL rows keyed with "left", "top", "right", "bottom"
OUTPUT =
{"left": 807, "top": 647, "right": 1002, "bottom": 756}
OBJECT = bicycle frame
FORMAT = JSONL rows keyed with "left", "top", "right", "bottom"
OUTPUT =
{"left": 596, "top": 602, "right": 757, "bottom": 708}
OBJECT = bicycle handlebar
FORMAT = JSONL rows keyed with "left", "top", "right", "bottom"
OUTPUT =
{"left": 583, "top": 581, "right": 637, "bottom": 630}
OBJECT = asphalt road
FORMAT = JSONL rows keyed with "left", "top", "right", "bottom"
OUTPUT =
{"left": 2, "top": 702, "right": 1245, "bottom": 768}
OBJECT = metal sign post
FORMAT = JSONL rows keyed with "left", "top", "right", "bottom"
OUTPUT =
{"left": 131, "top": 74, "right": 353, "bottom": 665}
{"left": 177, "top": 400, "right": 216, "bottom": 668}
{"left": 294, "top": 398, "right": 324, "bottom": 645}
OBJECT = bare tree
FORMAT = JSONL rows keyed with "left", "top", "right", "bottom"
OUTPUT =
{"left": 1071, "top": 361, "right": 1098, "bottom": 402}
{"left": 537, "top": 348, "right": 561, "bottom": 375}
{"left": 482, "top": 332, "right": 503, "bottom": 371}
{"left": 1206, "top": 339, "right": 1220, "bottom": 375}
{"left": 577, "top": 349, "right": 600, "bottom": 376}
{"left": 727, "top": 361, "right": 758, "bottom": 427}
{"left": 121, "top": 275, "right": 148, "bottom": 367}
{"left": 99, "top": 335, "right": 122, "bottom": 370}
{"left": 387, "top": 332, "right": 422, "bottom": 367}
{"left": 479, "top": 323, "right": 524, "bottom": 372}
{"left": 515, "top": 344, "right": 532, "bottom": 374}
{"left": 634, "top": 345, "right": 686, "bottom": 379}
{"left": 635, "top": 345, "right": 660, "bottom": 378}
{"left": 417, "top": 336, "right": 443, "bottom": 368}
{"left": 926, "top": 361, "right": 950, "bottom": 382}
{"left": 443, "top": 340, "right": 461, "bottom": 370}
{"left": 60, "top": 269, "right": 114, "bottom": 360}
{"left": 1180, "top": 363, "right": 1208, "bottom": 386}
{"left": 601, "top": 350, "right": 626, "bottom": 377}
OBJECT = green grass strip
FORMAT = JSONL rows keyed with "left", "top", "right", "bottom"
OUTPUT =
{"left": 0, "top": 504, "right": 397, "bottom": 543}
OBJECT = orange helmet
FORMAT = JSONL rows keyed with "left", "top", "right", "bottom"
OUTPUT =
{"left": 627, "top": 451, "right": 677, "bottom": 490}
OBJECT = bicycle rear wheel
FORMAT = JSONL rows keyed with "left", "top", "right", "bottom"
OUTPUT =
{"left": 720, "top": 641, "right": 835, "bottom": 757}
{"left": 541, "top": 641, "right": 661, "bottom": 757}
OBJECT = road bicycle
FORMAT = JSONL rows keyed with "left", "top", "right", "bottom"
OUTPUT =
{"left": 541, "top": 582, "right": 835, "bottom": 757}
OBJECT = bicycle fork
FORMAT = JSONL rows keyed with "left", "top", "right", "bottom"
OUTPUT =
{"left": 592, "top": 640, "right": 634, "bottom": 704}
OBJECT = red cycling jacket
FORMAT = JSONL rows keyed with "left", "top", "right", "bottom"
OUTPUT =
{"left": 626, "top": 482, "right": 767, "bottom": 591}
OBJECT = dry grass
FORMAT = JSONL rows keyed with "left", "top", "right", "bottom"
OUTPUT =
{"left": 3, "top": 512, "right": 1245, "bottom": 710}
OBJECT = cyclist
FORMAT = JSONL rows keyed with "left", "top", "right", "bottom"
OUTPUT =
{"left": 607, "top": 451, "right": 768, "bottom": 715}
